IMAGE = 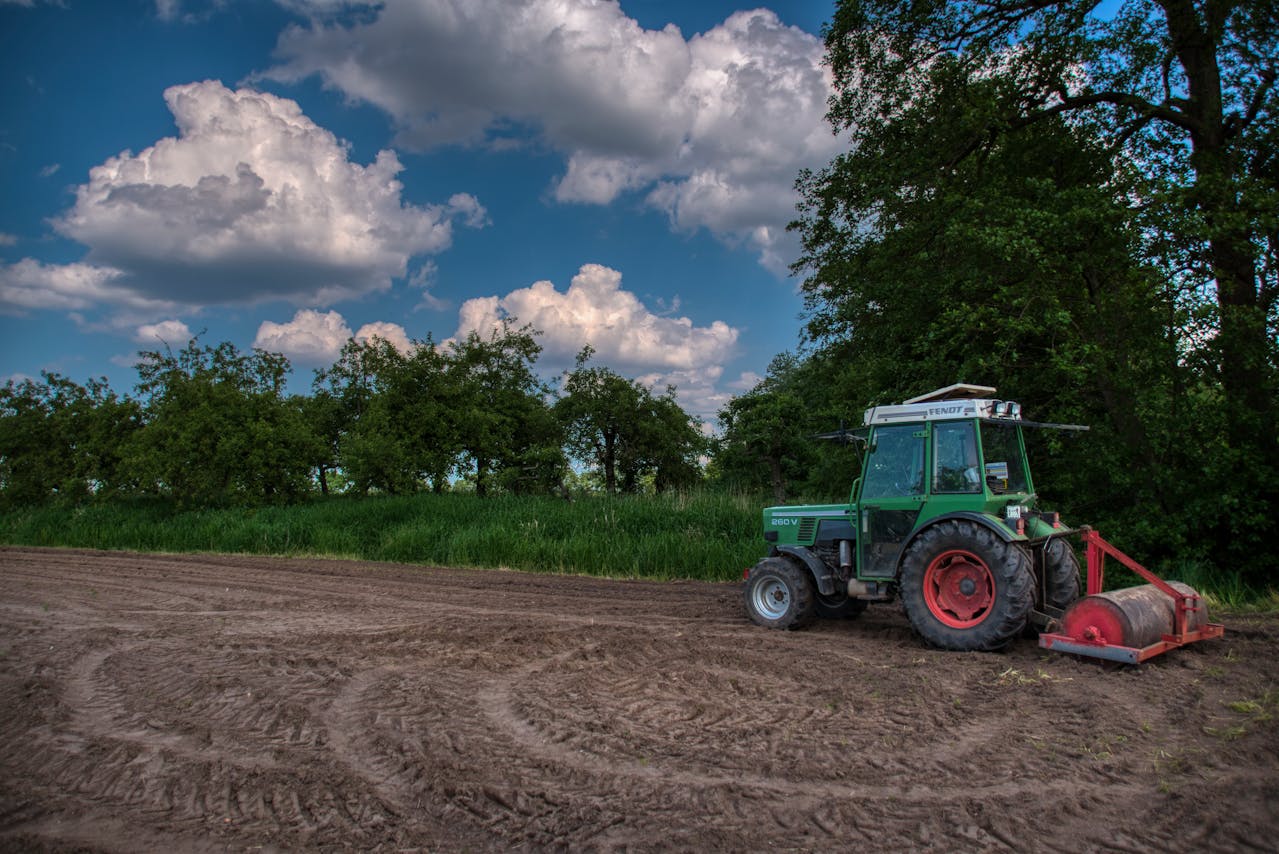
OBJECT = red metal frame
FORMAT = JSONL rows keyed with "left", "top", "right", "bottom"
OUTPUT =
{"left": 1039, "top": 528, "right": 1224, "bottom": 664}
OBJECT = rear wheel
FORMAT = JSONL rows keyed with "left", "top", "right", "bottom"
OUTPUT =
{"left": 1042, "top": 537, "right": 1081, "bottom": 610}
{"left": 743, "top": 557, "right": 816, "bottom": 630}
{"left": 899, "top": 520, "right": 1033, "bottom": 651}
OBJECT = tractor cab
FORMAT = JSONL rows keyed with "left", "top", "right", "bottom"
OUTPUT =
{"left": 853, "top": 384, "right": 1047, "bottom": 582}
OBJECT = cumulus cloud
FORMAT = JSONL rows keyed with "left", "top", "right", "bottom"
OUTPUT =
{"left": 134, "top": 319, "right": 192, "bottom": 345}
{"left": 354, "top": 320, "right": 412, "bottom": 353}
{"left": 46, "top": 80, "right": 486, "bottom": 312}
{"left": 265, "top": 1, "right": 842, "bottom": 272}
{"left": 254, "top": 308, "right": 353, "bottom": 365}
{"left": 253, "top": 309, "right": 414, "bottom": 365}
{"left": 453, "top": 262, "right": 738, "bottom": 387}
{"left": 0, "top": 259, "right": 175, "bottom": 315}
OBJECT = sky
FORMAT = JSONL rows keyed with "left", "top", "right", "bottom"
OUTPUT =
{"left": 0, "top": 0, "right": 844, "bottom": 419}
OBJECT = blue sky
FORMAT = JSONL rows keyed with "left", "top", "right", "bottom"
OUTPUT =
{"left": 1, "top": 0, "right": 841, "bottom": 418}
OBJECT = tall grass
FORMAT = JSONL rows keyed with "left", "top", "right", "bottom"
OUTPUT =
{"left": 3, "top": 493, "right": 1272, "bottom": 607}
{"left": 0, "top": 492, "right": 765, "bottom": 583}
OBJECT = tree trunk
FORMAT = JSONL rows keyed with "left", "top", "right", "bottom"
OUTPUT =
{"left": 1167, "top": 0, "right": 1277, "bottom": 449}
{"left": 768, "top": 454, "right": 786, "bottom": 502}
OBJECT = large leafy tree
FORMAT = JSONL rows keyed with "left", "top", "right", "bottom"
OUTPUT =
{"left": 794, "top": 0, "right": 1277, "bottom": 581}
{"left": 447, "top": 321, "right": 564, "bottom": 496}
{"left": 556, "top": 347, "right": 704, "bottom": 494}
{"left": 0, "top": 373, "right": 141, "bottom": 505}
{"left": 316, "top": 336, "right": 458, "bottom": 495}
{"left": 713, "top": 354, "right": 822, "bottom": 501}
{"left": 822, "top": 1, "right": 1277, "bottom": 444}
{"left": 131, "top": 340, "right": 319, "bottom": 504}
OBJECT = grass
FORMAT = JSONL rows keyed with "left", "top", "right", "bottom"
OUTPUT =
{"left": 1, "top": 493, "right": 1275, "bottom": 607}
{"left": 0, "top": 492, "right": 765, "bottom": 583}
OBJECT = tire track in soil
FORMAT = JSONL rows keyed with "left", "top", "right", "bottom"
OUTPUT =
{"left": 1, "top": 546, "right": 1276, "bottom": 851}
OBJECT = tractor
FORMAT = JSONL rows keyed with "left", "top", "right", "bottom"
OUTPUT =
{"left": 742, "top": 384, "right": 1223, "bottom": 662}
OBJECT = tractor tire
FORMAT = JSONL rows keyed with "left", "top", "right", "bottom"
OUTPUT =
{"left": 815, "top": 592, "right": 869, "bottom": 620}
{"left": 743, "top": 557, "right": 817, "bottom": 630}
{"left": 898, "top": 520, "right": 1033, "bottom": 651}
{"left": 1042, "top": 537, "right": 1081, "bottom": 610}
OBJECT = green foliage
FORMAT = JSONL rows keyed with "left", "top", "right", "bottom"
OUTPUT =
{"left": 556, "top": 346, "right": 706, "bottom": 494}
{"left": 315, "top": 335, "right": 458, "bottom": 494}
{"left": 130, "top": 340, "right": 319, "bottom": 505}
{"left": 447, "top": 321, "right": 565, "bottom": 496}
{"left": 758, "top": 0, "right": 1278, "bottom": 589}
{"left": 711, "top": 353, "right": 861, "bottom": 501}
{"left": 0, "top": 373, "right": 141, "bottom": 506}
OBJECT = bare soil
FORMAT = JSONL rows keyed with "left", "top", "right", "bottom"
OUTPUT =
{"left": 1, "top": 547, "right": 1276, "bottom": 852}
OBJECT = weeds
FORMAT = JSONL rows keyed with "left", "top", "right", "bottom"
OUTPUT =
{"left": 0, "top": 492, "right": 763, "bottom": 582}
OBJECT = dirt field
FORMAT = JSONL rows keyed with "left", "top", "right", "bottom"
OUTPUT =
{"left": 1, "top": 546, "right": 1276, "bottom": 852}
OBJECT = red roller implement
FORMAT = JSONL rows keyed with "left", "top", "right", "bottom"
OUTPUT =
{"left": 1038, "top": 529, "right": 1224, "bottom": 664}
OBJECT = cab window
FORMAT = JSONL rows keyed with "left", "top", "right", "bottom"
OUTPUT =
{"left": 862, "top": 425, "right": 925, "bottom": 498}
{"left": 933, "top": 421, "right": 981, "bottom": 493}
{"left": 980, "top": 422, "right": 1028, "bottom": 493}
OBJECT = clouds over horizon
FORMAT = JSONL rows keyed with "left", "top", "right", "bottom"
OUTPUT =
{"left": 266, "top": 0, "right": 842, "bottom": 272}
{"left": 1, "top": 80, "right": 485, "bottom": 319}
{"left": 253, "top": 309, "right": 413, "bottom": 366}
{"left": 452, "top": 263, "right": 739, "bottom": 414}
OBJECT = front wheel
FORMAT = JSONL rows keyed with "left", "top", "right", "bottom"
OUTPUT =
{"left": 743, "top": 557, "right": 816, "bottom": 630}
{"left": 899, "top": 520, "right": 1033, "bottom": 651}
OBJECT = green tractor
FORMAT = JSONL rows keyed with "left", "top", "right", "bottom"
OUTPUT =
{"left": 743, "top": 384, "right": 1085, "bottom": 651}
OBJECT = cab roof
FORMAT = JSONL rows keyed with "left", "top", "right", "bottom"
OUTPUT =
{"left": 864, "top": 384, "right": 1020, "bottom": 427}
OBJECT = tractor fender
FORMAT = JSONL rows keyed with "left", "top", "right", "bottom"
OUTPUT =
{"left": 773, "top": 545, "right": 840, "bottom": 596}
{"left": 896, "top": 512, "right": 1019, "bottom": 576}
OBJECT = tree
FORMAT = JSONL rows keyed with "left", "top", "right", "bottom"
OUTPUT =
{"left": 636, "top": 391, "right": 706, "bottom": 493}
{"left": 315, "top": 336, "right": 458, "bottom": 495}
{"left": 557, "top": 347, "right": 704, "bottom": 494}
{"left": 447, "top": 321, "right": 564, "bottom": 496}
{"left": 556, "top": 346, "right": 644, "bottom": 494}
{"left": 131, "top": 340, "right": 319, "bottom": 504}
{"left": 823, "top": 1, "right": 1277, "bottom": 447}
{"left": 0, "top": 373, "right": 140, "bottom": 506}
{"left": 793, "top": 0, "right": 1278, "bottom": 582}
{"left": 713, "top": 355, "right": 819, "bottom": 501}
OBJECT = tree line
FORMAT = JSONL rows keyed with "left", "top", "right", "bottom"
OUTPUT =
{"left": 0, "top": 322, "right": 706, "bottom": 507}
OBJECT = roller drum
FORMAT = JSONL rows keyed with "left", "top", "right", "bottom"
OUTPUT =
{"left": 1060, "top": 581, "right": 1206, "bottom": 649}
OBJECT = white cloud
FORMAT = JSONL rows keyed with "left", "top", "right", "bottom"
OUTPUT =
{"left": 354, "top": 320, "right": 412, "bottom": 354}
{"left": 407, "top": 260, "right": 448, "bottom": 312}
{"left": 265, "top": 2, "right": 842, "bottom": 272}
{"left": 452, "top": 263, "right": 738, "bottom": 396}
{"left": 254, "top": 308, "right": 353, "bottom": 365}
{"left": 0, "top": 259, "right": 175, "bottom": 314}
{"left": 49, "top": 80, "right": 486, "bottom": 311}
{"left": 39, "top": 163, "right": 60, "bottom": 177}
{"left": 0, "top": 233, "right": 17, "bottom": 247}
{"left": 133, "top": 319, "right": 192, "bottom": 345}
{"left": 254, "top": 309, "right": 416, "bottom": 365}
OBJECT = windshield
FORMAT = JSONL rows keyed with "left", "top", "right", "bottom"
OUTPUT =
{"left": 980, "top": 422, "right": 1028, "bottom": 494}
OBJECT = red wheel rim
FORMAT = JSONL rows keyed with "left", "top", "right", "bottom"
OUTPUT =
{"left": 923, "top": 549, "right": 994, "bottom": 628}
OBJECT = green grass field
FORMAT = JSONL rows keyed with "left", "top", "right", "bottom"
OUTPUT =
{"left": 1, "top": 491, "right": 1272, "bottom": 609}
{"left": 0, "top": 492, "right": 766, "bottom": 582}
